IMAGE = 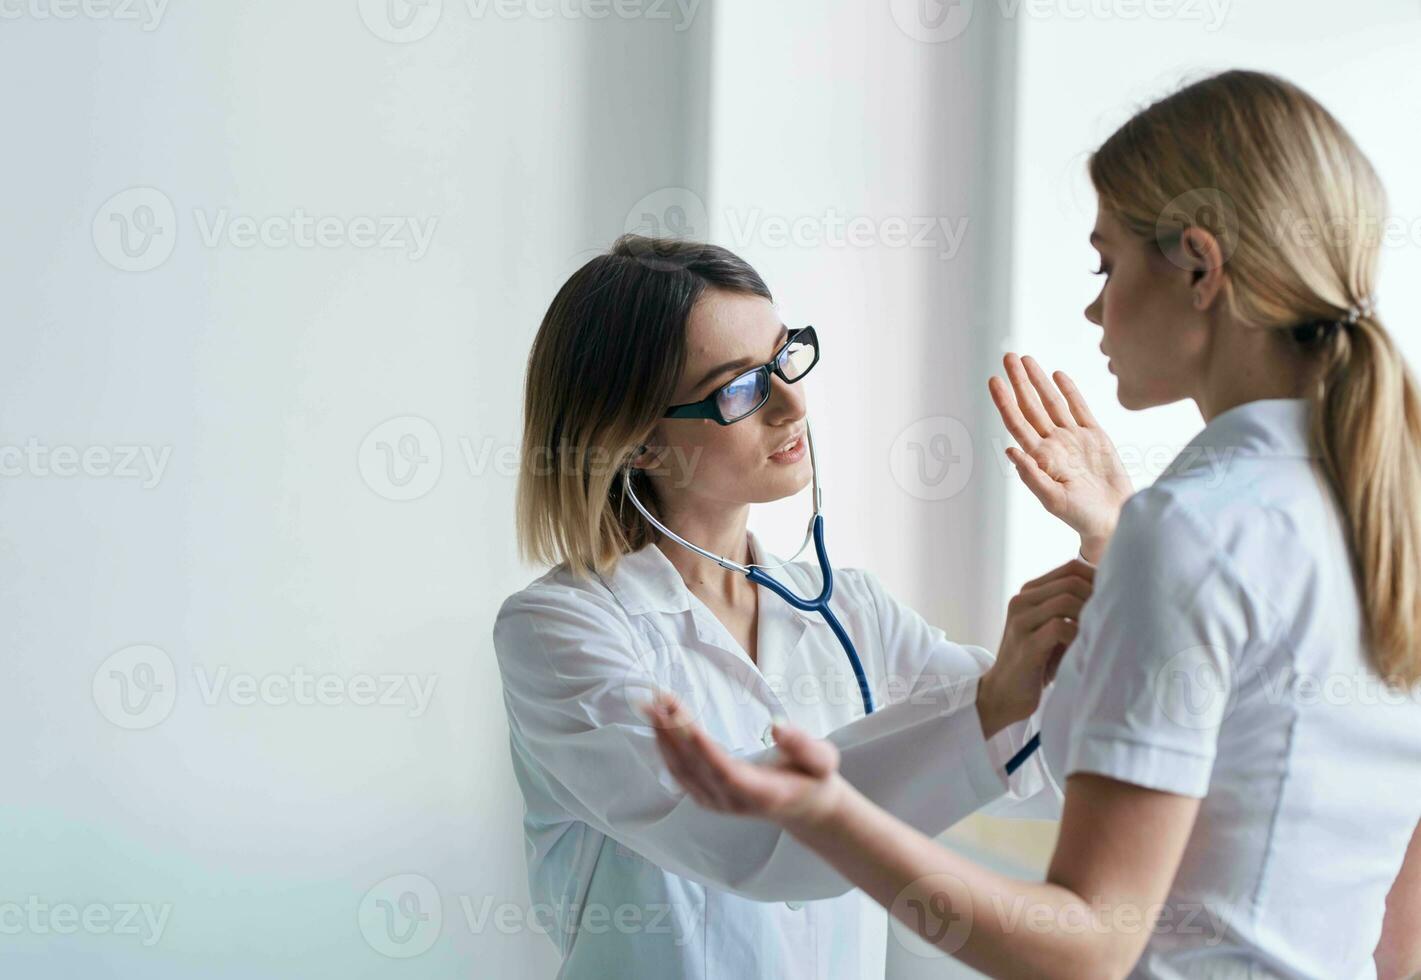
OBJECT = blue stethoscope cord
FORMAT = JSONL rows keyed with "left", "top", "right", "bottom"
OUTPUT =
{"left": 1005, "top": 733, "right": 1040, "bottom": 776}
{"left": 620, "top": 420, "right": 1042, "bottom": 778}
{"left": 745, "top": 513, "right": 875, "bottom": 715}
{"left": 750, "top": 513, "right": 1042, "bottom": 778}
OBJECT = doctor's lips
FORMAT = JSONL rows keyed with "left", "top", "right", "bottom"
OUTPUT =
{"left": 768, "top": 429, "right": 807, "bottom": 463}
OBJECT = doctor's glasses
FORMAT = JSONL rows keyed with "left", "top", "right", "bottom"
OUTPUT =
{"left": 663, "top": 326, "right": 820, "bottom": 426}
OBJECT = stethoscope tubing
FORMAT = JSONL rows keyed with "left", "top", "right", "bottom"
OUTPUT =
{"left": 620, "top": 418, "right": 1041, "bottom": 776}
{"left": 745, "top": 513, "right": 875, "bottom": 715}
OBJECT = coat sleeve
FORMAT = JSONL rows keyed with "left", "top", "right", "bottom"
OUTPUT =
{"left": 858, "top": 568, "right": 1063, "bottom": 820}
{"left": 494, "top": 584, "right": 1013, "bottom": 902}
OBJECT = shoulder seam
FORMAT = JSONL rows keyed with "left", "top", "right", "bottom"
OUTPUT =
{"left": 1120, "top": 487, "right": 1286, "bottom": 641}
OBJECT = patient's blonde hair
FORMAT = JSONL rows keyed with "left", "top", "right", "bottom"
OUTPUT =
{"left": 1090, "top": 69, "right": 1421, "bottom": 686}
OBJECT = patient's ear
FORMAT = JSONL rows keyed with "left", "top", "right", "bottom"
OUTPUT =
{"left": 1177, "top": 226, "right": 1227, "bottom": 312}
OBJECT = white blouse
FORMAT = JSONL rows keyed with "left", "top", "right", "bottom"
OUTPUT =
{"left": 494, "top": 529, "right": 1053, "bottom": 979}
{"left": 1039, "top": 398, "right": 1421, "bottom": 979}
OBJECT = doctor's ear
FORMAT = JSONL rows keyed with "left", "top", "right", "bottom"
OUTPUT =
{"left": 628, "top": 442, "right": 660, "bottom": 470}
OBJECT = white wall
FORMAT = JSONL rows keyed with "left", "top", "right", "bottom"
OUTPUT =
{"left": 2, "top": 2, "right": 709, "bottom": 976}
{"left": 8, "top": 1, "right": 1419, "bottom": 977}
{"left": 709, "top": 0, "right": 1019, "bottom": 652}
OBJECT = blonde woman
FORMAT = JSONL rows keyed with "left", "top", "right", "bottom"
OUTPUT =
{"left": 645, "top": 70, "right": 1421, "bottom": 979}
{"left": 493, "top": 236, "right": 1084, "bottom": 978}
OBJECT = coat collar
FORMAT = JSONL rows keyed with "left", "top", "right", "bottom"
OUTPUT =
{"left": 598, "top": 529, "right": 825, "bottom": 628}
{"left": 1161, "top": 397, "right": 1315, "bottom": 481}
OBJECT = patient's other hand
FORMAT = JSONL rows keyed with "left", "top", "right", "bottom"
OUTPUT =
{"left": 641, "top": 691, "right": 847, "bottom": 833}
{"left": 988, "top": 353, "right": 1133, "bottom": 563}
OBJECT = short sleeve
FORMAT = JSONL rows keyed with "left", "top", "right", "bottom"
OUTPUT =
{"left": 1058, "top": 488, "right": 1262, "bottom": 798}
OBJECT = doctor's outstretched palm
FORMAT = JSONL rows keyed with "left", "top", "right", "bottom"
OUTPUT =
{"left": 988, "top": 353, "right": 1134, "bottom": 563}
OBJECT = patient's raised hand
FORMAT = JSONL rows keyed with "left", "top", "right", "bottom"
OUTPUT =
{"left": 987, "top": 353, "right": 1133, "bottom": 563}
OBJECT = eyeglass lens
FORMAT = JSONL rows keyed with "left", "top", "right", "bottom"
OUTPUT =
{"left": 714, "top": 329, "right": 818, "bottom": 423}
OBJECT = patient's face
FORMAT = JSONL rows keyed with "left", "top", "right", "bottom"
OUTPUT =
{"left": 639, "top": 288, "right": 812, "bottom": 509}
{"left": 1084, "top": 206, "right": 1211, "bottom": 410}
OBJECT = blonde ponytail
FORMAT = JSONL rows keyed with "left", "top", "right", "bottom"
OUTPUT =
{"left": 1089, "top": 70, "right": 1421, "bottom": 686}
{"left": 1312, "top": 312, "right": 1421, "bottom": 684}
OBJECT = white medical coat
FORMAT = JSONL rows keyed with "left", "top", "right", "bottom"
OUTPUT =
{"left": 494, "top": 530, "right": 1056, "bottom": 979}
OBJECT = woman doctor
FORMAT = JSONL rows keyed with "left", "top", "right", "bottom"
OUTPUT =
{"left": 492, "top": 236, "right": 1090, "bottom": 979}
{"left": 644, "top": 70, "right": 1421, "bottom": 979}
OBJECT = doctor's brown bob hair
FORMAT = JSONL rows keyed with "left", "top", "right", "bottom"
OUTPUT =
{"left": 515, "top": 235, "right": 772, "bottom": 579}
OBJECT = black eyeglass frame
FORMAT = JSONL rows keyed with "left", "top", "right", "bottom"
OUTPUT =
{"left": 662, "top": 326, "right": 820, "bottom": 426}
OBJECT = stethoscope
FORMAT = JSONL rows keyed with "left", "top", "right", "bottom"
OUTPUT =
{"left": 623, "top": 419, "right": 1041, "bottom": 777}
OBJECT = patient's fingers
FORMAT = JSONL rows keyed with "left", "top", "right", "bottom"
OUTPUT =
{"left": 696, "top": 731, "right": 811, "bottom": 815}
{"left": 1004, "top": 353, "right": 1056, "bottom": 437}
{"left": 1005, "top": 446, "right": 1063, "bottom": 508}
{"left": 657, "top": 696, "right": 794, "bottom": 815}
{"left": 654, "top": 724, "right": 713, "bottom": 805}
{"left": 771, "top": 722, "right": 839, "bottom": 779}
{"left": 1022, "top": 356, "right": 1074, "bottom": 429}
{"left": 645, "top": 694, "right": 737, "bottom": 811}
{"left": 1054, "top": 370, "right": 1099, "bottom": 428}
{"left": 989, "top": 375, "right": 1041, "bottom": 452}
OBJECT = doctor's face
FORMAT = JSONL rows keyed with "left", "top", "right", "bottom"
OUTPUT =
{"left": 1084, "top": 206, "right": 1210, "bottom": 410}
{"left": 642, "top": 288, "right": 813, "bottom": 509}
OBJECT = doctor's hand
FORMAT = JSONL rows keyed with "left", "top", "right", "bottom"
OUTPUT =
{"left": 641, "top": 691, "right": 849, "bottom": 834}
{"left": 976, "top": 557, "right": 1094, "bottom": 740}
{"left": 988, "top": 353, "right": 1133, "bottom": 563}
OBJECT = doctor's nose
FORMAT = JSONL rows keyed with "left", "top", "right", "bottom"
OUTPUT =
{"left": 763, "top": 374, "right": 807, "bottom": 424}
